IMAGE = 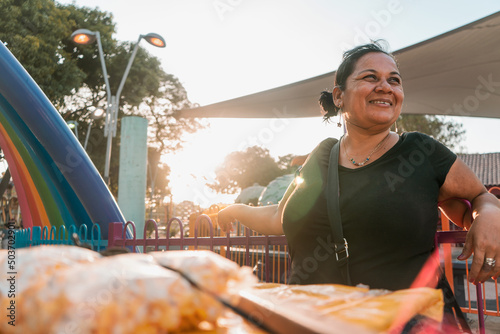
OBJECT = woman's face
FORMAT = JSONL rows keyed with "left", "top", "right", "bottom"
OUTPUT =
{"left": 337, "top": 52, "right": 404, "bottom": 132}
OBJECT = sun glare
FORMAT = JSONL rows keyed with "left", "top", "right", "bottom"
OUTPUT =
{"left": 165, "top": 120, "right": 244, "bottom": 206}
{"left": 165, "top": 118, "right": 342, "bottom": 207}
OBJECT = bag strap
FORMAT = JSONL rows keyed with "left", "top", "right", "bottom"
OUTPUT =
{"left": 326, "top": 139, "right": 352, "bottom": 285}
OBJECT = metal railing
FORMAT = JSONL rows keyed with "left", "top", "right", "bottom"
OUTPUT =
{"left": 14, "top": 223, "right": 106, "bottom": 251}
{"left": 107, "top": 215, "right": 290, "bottom": 283}
{"left": 438, "top": 214, "right": 499, "bottom": 334}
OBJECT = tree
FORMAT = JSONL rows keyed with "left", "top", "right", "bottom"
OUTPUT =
{"left": 0, "top": 0, "right": 204, "bottom": 198}
{"left": 139, "top": 76, "right": 205, "bottom": 210}
{"left": 146, "top": 147, "right": 170, "bottom": 219}
{"left": 0, "top": 0, "right": 86, "bottom": 106}
{"left": 396, "top": 115, "right": 466, "bottom": 151}
{"left": 208, "top": 146, "right": 292, "bottom": 194}
{"left": 61, "top": 4, "right": 205, "bottom": 195}
{"left": 276, "top": 154, "right": 296, "bottom": 175}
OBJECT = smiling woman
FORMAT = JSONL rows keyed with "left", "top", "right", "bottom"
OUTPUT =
{"left": 216, "top": 41, "right": 500, "bottom": 331}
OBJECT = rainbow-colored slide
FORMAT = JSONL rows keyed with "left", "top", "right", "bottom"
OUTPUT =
{"left": 0, "top": 42, "right": 125, "bottom": 239}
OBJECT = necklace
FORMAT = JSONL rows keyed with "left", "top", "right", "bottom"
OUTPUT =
{"left": 343, "top": 132, "right": 391, "bottom": 167}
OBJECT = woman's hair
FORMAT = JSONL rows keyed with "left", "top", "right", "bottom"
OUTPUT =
{"left": 319, "top": 40, "right": 397, "bottom": 122}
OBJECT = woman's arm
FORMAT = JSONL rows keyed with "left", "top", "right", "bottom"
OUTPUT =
{"left": 217, "top": 178, "right": 298, "bottom": 235}
{"left": 439, "top": 159, "right": 500, "bottom": 283}
{"left": 217, "top": 204, "right": 284, "bottom": 235}
{"left": 438, "top": 197, "right": 472, "bottom": 230}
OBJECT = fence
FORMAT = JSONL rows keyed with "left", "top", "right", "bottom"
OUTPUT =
{"left": 108, "top": 215, "right": 290, "bottom": 283}
{"left": 436, "top": 230, "right": 495, "bottom": 333}
{"left": 14, "top": 223, "right": 106, "bottom": 251}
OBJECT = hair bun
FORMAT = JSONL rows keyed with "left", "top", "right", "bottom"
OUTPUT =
{"left": 319, "top": 91, "right": 338, "bottom": 118}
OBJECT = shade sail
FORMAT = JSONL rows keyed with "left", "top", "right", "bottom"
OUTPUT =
{"left": 178, "top": 11, "right": 500, "bottom": 119}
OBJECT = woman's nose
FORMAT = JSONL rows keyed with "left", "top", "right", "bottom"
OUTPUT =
{"left": 375, "top": 79, "right": 392, "bottom": 92}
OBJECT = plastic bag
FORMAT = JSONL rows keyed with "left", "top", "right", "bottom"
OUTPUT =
{"left": 0, "top": 246, "right": 257, "bottom": 333}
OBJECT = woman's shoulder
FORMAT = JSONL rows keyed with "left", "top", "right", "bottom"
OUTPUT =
{"left": 398, "top": 131, "right": 456, "bottom": 159}
{"left": 400, "top": 131, "right": 445, "bottom": 143}
{"left": 298, "top": 137, "right": 338, "bottom": 169}
{"left": 309, "top": 137, "right": 338, "bottom": 159}
{"left": 399, "top": 131, "right": 446, "bottom": 149}
{"left": 317, "top": 137, "right": 339, "bottom": 151}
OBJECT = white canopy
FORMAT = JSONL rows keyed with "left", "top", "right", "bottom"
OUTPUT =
{"left": 179, "top": 11, "right": 500, "bottom": 119}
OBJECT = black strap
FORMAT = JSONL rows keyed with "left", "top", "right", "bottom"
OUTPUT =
{"left": 326, "top": 139, "right": 352, "bottom": 285}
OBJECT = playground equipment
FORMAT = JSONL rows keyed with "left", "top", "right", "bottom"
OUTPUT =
{"left": 0, "top": 42, "right": 125, "bottom": 238}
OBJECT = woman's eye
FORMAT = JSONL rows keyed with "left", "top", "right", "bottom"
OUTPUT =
{"left": 389, "top": 77, "right": 401, "bottom": 84}
{"left": 363, "top": 74, "right": 377, "bottom": 80}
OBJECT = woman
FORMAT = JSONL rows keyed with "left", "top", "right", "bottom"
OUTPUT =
{"left": 218, "top": 42, "right": 500, "bottom": 290}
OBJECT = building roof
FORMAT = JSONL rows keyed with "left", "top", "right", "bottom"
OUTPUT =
{"left": 458, "top": 153, "right": 500, "bottom": 187}
{"left": 179, "top": 11, "right": 500, "bottom": 119}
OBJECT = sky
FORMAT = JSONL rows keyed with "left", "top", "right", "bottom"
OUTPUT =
{"left": 57, "top": 0, "right": 500, "bottom": 206}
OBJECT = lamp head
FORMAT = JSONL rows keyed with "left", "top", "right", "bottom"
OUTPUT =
{"left": 71, "top": 29, "right": 97, "bottom": 45}
{"left": 92, "top": 108, "right": 105, "bottom": 119}
{"left": 142, "top": 33, "right": 166, "bottom": 48}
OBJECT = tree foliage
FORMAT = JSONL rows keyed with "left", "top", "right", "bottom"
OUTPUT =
{"left": 396, "top": 115, "right": 466, "bottom": 151}
{"left": 0, "top": 0, "right": 85, "bottom": 106}
{"left": 208, "top": 146, "right": 294, "bottom": 194}
{"left": 276, "top": 154, "right": 296, "bottom": 174}
{"left": 0, "top": 0, "right": 204, "bottom": 199}
{"left": 146, "top": 147, "right": 170, "bottom": 216}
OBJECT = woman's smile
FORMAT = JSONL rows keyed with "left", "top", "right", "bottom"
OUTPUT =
{"left": 369, "top": 99, "right": 392, "bottom": 106}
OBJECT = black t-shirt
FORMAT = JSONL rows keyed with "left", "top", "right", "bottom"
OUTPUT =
{"left": 282, "top": 132, "right": 457, "bottom": 290}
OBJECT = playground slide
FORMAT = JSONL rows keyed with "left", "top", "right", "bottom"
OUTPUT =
{"left": 0, "top": 42, "right": 125, "bottom": 238}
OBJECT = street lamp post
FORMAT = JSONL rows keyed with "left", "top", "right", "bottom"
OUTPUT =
{"left": 71, "top": 29, "right": 166, "bottom": 185}
{"left": 84, "top": 108, "right": 105, "bottom": 151}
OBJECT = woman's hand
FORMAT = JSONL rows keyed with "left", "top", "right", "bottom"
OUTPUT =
{"left": 217, "top": 206, "right": 236, "bottom": 234}
{"left": 457, "top": 194, "right": 500, "bottom": 283}
{"left": 439, "top": 159, "right": 500, "bottom": 283}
